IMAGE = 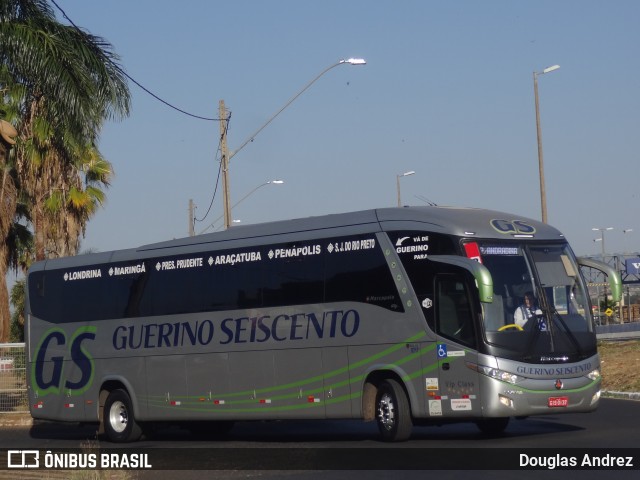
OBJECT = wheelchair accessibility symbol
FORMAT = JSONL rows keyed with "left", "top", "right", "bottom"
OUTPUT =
{"left": 437, "top": 343, "right": 447, "bottom": 358}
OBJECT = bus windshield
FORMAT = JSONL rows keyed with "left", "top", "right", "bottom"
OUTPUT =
{"left": 475, "top": 242, "right": 596, "bottom": 363}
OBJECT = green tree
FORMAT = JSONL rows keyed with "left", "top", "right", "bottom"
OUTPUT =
{"left": 0, "top": 0, "right": 130, "bottom": 340}
{"left": 1, "top": 93, "right": 23, "bottom": 343}
{"left": 10, "top": 278, "right": 25, "bottom": 342}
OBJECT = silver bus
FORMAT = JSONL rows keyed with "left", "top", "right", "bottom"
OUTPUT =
{"left": 25, "top": 206, "right": 621, "bottom": 442}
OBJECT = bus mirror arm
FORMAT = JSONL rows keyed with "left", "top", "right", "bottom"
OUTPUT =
{"left": 428, "top": 255, "right": 494, "bottom": 303}
{"left": 577, "top": 257, "right": 623, "bottom": 302}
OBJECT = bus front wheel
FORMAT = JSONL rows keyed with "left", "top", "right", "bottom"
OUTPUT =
{"left": 104, "top": 389, "right": 142, "bottom": 443}
{"left": 375, "top": 379, "right": 413, "bottom": 442}
{"left": 476, "top": 417, "right": 510, "bottom": 436}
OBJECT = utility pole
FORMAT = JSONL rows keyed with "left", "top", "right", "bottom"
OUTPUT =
{"left": 188, "top": 199, "right": 195, "bottom": 236}
{"left": 219, "top": 100, "right": 232, "bottom": 229}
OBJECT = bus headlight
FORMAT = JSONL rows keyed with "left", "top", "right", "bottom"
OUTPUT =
{"left": 477, "top": 365, "right": 521, "bottom": 385}
{"left": 587, "top": 368, "right": 601, "bottom": 381}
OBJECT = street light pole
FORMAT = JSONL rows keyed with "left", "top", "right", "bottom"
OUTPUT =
{"left": 396, "top": 171, "right": 415, "bottom": 207}
{"left": 623, "top": 228, "right": 633, "bottom": 254}
{"left": 592, "top": 227, "right": 613, "bottom": 262}
{"left": 198, "top": 180, "right": 284, "bottom": 235}
{"left": 231, "top": 180, "right": 284, "bottom": 215}
{"left": 220, "top": 58, "right": 366, "bottom": 229}
{"left": 593, "top": 226, "right": 614, "bottom": 323}
{"left": 229, "top": 58, "right": 366, "bottom": 162}
{"left": 533, "top": 64, "right": 560, "bottom": 224}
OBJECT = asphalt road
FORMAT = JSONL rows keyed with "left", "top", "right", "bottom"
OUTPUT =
{"left": 1, "top": 398, "right": 638, "bottom": 479}
{"left": 1, "top": 397, "right": 637, "bottom": 448}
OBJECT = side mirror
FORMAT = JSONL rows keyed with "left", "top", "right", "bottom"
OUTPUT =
{"left": 577, "top": 257, "right": 622, "bottom": 302}
{"left": 428, "top": 255, "right": 494, "bottom": 303}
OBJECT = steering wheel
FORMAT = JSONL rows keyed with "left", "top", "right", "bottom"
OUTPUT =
{"left": 498, "top": 323, "right": 524, "bottom": 331}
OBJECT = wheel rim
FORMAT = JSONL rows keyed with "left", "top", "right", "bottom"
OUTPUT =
{"left": 377, "top": 392, "right": 396, "bottom": 431}
{"left": 109, "top": 400, "right": 128, "bottom": 433}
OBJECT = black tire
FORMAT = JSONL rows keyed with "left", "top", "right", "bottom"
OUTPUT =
{"left": 375, "top": 378, "right": 413, "bottom": 442}
{"left": 104, "top": 389, "right": 142, "bottom": 443}
{"left": 476, "top": 417, "right": 510, "bottom": 436}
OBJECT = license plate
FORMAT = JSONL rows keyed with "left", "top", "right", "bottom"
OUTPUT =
{"left": 548, "top": 396, "right": 569, "bottom": 407}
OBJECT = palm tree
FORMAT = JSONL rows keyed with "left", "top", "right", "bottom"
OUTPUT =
{"left": 0, "top": 0, "right": 131, "bottom": 340}
{"left": 10, "top": 279, "right": 26, "bottom": 342}
{"left": 0, "top": 127, "right": 20, "bottom": 342}
{"left": 0, "top": 94, "right": 22, "bottom": 341}
{"left": 41, "top": 143, "right": 113, "bottom": 259}
{"left": 0, "top": 1, "right": 130, "bottom": 137}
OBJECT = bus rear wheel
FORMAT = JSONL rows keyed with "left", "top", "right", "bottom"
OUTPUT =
{"left": 375, "top": 379, "right": 412, "bottom": 442}
{"left": 104, "top": 389, "right": 142, "bottom": 443}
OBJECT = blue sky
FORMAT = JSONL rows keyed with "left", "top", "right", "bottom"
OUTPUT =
{"left": 54, "top": 0, "right": 639, "bottom": 257}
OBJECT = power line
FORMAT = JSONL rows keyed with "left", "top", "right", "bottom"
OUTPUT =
{"left": 193, "top": 156, "right": 222, "bottom": 227}
{"left": 193, "top": 119, "right": 229, "bottom": 223}
{"left": 50, "top": 0, "right": 220, "bottom": 121}
{"left": 50, "top": 0, "right": 233, "bottom": 232}
{"left": 194, "top": 111, "right": 231, "bottom": 226}
{"left": 119, "top": 71, "right": 220, "bottom": 122}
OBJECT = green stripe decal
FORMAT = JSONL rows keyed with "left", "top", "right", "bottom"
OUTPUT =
{"left": 141, "top": 331, "right": 436, "bottom": 412}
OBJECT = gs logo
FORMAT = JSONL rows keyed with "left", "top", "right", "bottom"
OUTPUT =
{"left": 490, "top": 219, "right": 536, "bottom": 235}
{"left": 31, "top": 326, "right": 96, "bottom": 396}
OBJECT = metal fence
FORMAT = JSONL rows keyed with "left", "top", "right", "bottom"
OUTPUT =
{"left": 0, "top": 343, "right": 28, "bottom": 413}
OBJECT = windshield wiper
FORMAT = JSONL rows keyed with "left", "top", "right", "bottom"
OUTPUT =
{"left": 547, "top": 304, "right": 584, "bottom": 359}
{"left": 520, "top": 308, "right": 547, "bottom": 360}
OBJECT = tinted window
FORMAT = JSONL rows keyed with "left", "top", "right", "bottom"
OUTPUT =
{"left": 436, "top": 275, "right": 477, "bottom": 348}
{"left": 387, "top": 231, "right": 457, "bottom": 294}
{"left": 262, "top": 242, "right": 324, "bottom": 307}
{"left": 325, "top": 237, "right": 401, "bottom": 311}
{"left": 29, "top": 234, "right": 401, "bottom": 323}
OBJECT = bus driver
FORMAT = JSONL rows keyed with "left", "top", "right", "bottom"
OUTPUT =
{"left": 514, "top": 292, "right": 537, "bottom": 327}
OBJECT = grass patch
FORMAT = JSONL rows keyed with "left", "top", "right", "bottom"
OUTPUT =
{"left": 598, "top": 339, "right": 640, "bottom": 392}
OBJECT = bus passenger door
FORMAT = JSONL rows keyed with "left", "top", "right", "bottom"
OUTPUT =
{"left": 432, "top": 274, "right": 482, "bottom": 418}
{"left": 322, "top": 346, "right": 351, "bottom": 418}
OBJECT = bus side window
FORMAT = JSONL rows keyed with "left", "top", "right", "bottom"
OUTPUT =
{"left": 483, "top": 294, "right": 506, "bottom": 331}
{"left": 436, "top": 275, "right": 476, "bottom": 348}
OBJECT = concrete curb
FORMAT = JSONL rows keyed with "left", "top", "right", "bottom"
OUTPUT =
{"left": 0, "top": 413, "right": 33, "bottom": 428}
{"left": 602, "top": 391, "right": 640, "bottom": 401}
